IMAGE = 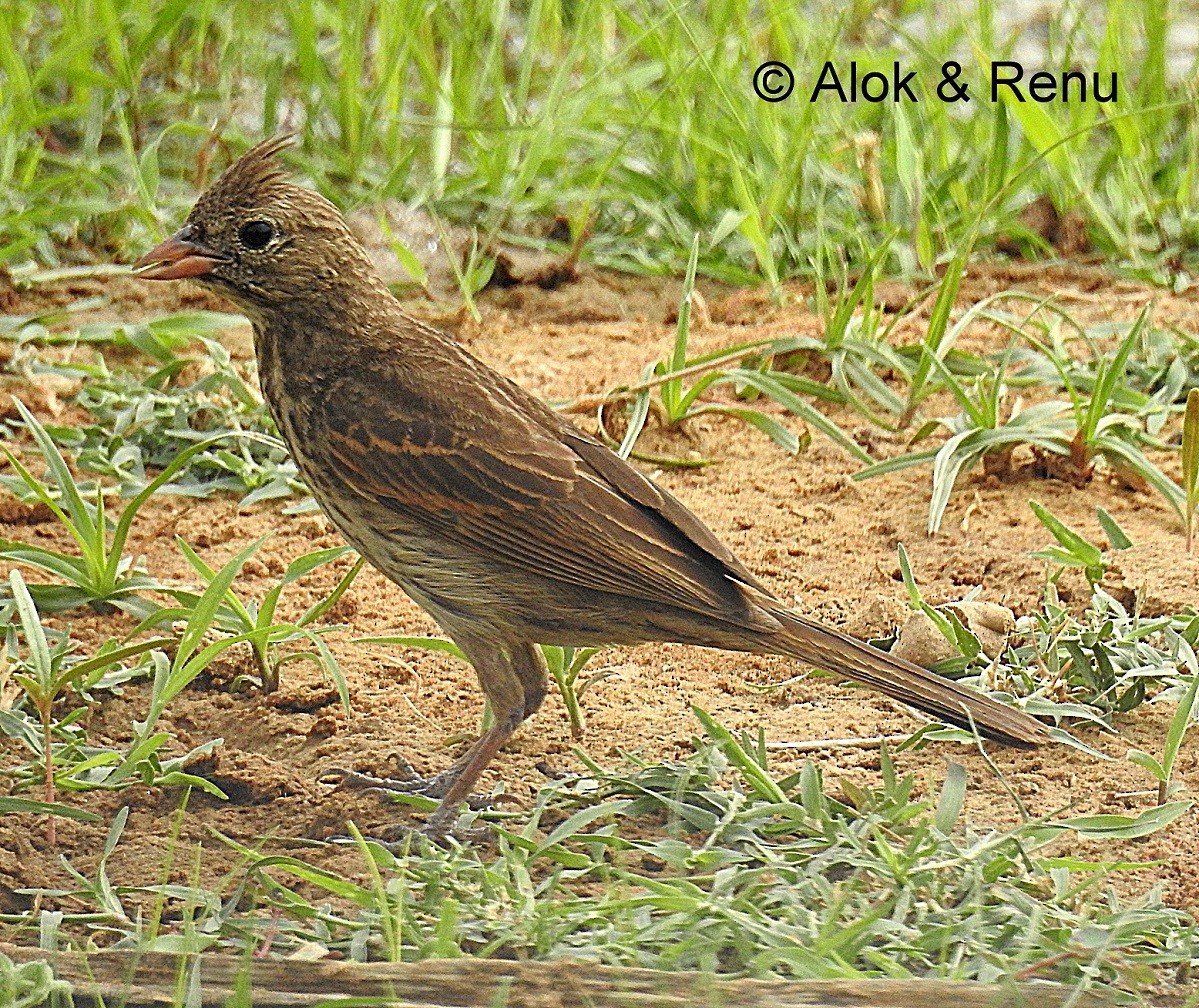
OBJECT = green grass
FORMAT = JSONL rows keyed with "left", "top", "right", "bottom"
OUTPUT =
{"left": 162, "top": 538, "right": 363, "bottom": 695}
{"left": 2, "top": 0, "right": 1198, "bottom": 286}
{"left": 5, "top": 720, "right": 1193, "bottom": 1005}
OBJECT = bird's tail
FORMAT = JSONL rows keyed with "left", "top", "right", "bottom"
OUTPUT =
{"left": 767, "top": 608, "right": 1050, "bottom": 748}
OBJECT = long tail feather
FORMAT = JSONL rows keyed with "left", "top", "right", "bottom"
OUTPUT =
{"left": 768, "top": 609, "right": 1050, "bottom": 747}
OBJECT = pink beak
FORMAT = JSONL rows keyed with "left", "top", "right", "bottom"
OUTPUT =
{"left": 133, "top": 227, "right": 225, "bottom": 280}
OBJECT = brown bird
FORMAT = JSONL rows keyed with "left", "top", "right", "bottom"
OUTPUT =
{"left": 135, "top": 137, "right": 1049, "bottom": 836}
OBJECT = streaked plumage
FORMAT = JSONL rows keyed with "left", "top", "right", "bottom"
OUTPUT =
{"left": 135, "top": 137, "right": 1049, "bottom": 835}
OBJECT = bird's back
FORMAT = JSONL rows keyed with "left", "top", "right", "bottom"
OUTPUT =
{"left": 253, "top": 308, "right": 778, "bottom": 644}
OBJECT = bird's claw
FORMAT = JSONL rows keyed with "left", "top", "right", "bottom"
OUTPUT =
{"left": 320, "top": 765, "right": 493, "bottom": 805}
{"left": 319, "top": 765, "right": 508, "bottom": 845}
{"left": 321, "top": 764, "right": 442, "bottom": 797}
{"left": 326, "top": 818, "right": 486, "bottom": 849}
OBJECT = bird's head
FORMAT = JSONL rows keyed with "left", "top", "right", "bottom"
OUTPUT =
{"left": 134, "top": 135, "right": 382, "bottom": 321}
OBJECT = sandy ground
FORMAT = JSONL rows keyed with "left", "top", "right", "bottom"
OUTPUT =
{"left": 0, "top": 261, "right": 1196, "bottom": 963}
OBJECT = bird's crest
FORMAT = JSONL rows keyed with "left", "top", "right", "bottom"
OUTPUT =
{"left": 194, "top": 134, "right": 297, "bottom": 214}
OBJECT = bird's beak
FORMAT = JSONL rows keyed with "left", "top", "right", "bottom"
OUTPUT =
{"left": 133, "top": 226, "right": 226, "bottom": 280}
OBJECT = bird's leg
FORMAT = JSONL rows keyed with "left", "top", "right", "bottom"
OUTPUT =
{"left": 422, "top": 640, "right": 547, "bottom": 836}
{"left": 330, "top": 641, "right": 548, "bottom": 840}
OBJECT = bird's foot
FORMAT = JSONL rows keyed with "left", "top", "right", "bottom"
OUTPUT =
{"left": 319, "top": 765, "right": 505, "bottom": 845}
{"left": 321, "top": 764, "right": 469, "bottom": 801}
{"left": 348, "top": 816, "right": 487, "bottom": 849}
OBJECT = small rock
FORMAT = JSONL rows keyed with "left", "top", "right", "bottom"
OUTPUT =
{"left": 892, "top": 600, "right": 1015, "bottom": 666}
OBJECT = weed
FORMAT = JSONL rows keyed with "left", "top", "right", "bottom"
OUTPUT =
{"left": 1028, "top": 500, "right": 1119, "bottom": 590}
{"left": 0, "top": 399, "right": 229, "bottom": 617}
{"left": 2, "top": 537, "right": 305, "bottom": 819}
{"left": 1182, "top": 388, "right": 1199, "bottom": 552}
{"left": 1005, "top": 587, "right": 1195, "bottom": 728}
{"left": 856, "top": 312, "right": 1187, "bottom": 533}
{"left": 891, "top": 541, "right": 1196, "bottom": 752}
{"left": 151, "top": 538, "right": 363, "bottom": 700}
{"left": 129, "top": 536, "right": 291, "bottom": 743}
{"left": 0, "top": 951, "right": 71, "bottom": 1007}
{"left": 540, "top": 646, "right": 606, "bottom": 740}
{"left": 6, "top": 314, "right": 309, "bottom": 509}
{"left": 0, "top": 570, "right": 215, "bottom": 840}
{"left": 1127, "top": 668, "right": 1199, "bottom": 806}
{"left": 598, "top": 235, "right": 868, "bottom": 466}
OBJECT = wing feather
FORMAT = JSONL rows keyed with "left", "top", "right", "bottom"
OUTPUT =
{"left": 312, "top": 358, "right": 777, "bottom": 634}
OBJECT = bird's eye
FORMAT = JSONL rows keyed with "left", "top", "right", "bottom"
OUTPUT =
{"left": 239, "top": 220, "right": 275, "bottom": 250}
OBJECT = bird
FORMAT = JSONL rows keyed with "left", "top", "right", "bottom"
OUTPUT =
{"left": 134, "top": 136, "right": 1050, "bottom": 836}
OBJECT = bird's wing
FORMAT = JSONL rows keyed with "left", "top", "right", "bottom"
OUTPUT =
{"left": 311, "top": 352, "right": 778, "bottom": 633}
